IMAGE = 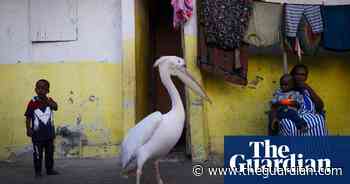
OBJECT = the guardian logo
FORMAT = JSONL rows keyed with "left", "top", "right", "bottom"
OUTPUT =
{"left": 229, "top": 140, "right": 331, "bottom": 171}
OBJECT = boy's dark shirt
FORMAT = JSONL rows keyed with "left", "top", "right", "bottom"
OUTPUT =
{"left": 25, "top": 96, "right": 55, "bottom": 142}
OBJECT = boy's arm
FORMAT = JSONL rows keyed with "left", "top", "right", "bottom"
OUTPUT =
{"left": 271, "top": 91, "right": 280, "bottom": 105}
{"left": 48, "top": 97, "right": 58, "bottom": 111}
{"left": 270, "top": 92, "right": 280, "bottom": 121}
{"left": 24, "top": 100, "right": 34, "bottom": 137}
{"left": 25, "top": 117, "right": 33, "bottom": 137}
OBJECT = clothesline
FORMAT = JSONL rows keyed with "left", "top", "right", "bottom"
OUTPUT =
{"left": 260, "top": 0, "right": 350, "bottom": 5}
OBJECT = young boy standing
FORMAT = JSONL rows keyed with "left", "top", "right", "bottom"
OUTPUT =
{"left": 25, "top": 79, "right": 59, "bottom": 178}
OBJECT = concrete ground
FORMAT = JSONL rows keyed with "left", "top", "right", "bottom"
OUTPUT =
{"left": 0, "top": 153, "right": 223, "bottom": 184}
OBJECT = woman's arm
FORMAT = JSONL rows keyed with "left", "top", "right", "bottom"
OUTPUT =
{"left": 304, "top": 83, "right": 324, "bottom": 112}
{"left": 270, "top": 104, "right": 280, "bottom": 122}
{"left": 270, "top": 104, "right": 280, "bottom": 134}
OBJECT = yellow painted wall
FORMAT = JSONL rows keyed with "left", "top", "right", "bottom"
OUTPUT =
{"left": 135, "top": 0, "right": 151, "bottom": 122}
{"left": 205, "top": 54, "right": 350, "bottom": 156}
{"left": 183, "top": 35, "right": 210, "bottom": 161}
{"left": 0, "top": 62, "right": 123, "bottom": 160}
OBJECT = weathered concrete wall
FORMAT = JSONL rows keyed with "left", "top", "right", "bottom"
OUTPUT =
{"left": 0, "top": 0, "right": 123, "bottom": 160}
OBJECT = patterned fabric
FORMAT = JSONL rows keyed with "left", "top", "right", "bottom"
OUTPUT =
{"left": 271, "top": 89, "right": 304, "bottom": 109}
{"left": 285, "top": 4, "right": 323, "bottom": 37}
{"left": 198, "top": 25, "right": 249, "bottom": 86}
{"left": 199, "top": 0, "right": 253, "bottom": 49}
{"left": 171, "top": 0, "right": 193, "bottom": 28}
{"left": 279, "top": 89, "right": 328, "bottom": 136}
{"left": 279, "top": 114, "right": 327, "bottom": 136}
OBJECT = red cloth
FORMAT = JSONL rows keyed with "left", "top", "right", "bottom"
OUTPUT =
{"left": 171, "top": 0, "right": 193, "bottom": 28}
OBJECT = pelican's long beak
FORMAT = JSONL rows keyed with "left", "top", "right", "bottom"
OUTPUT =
{"left": 176, "top": 66, "right": 212, "bottom": 104}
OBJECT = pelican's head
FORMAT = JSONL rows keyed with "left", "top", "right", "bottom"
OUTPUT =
{"left": 153, "top": 56, "right": 211, "bottom": 103}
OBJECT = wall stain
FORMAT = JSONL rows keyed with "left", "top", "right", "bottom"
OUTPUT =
{"left": 248, "top": 75, "right": 264, "bottom": 89}
{"left": 55, "top": 94, "right": 111, "bottom": 157}
{"left": 56, "top": 120, "right": 87, "bottom": 157}
{"left": 68, "top": 97, "right": 74, "bottom": 104}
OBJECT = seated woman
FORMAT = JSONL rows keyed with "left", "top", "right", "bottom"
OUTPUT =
{"left": 271, "top": 64, "right": 328, "bottom": 136}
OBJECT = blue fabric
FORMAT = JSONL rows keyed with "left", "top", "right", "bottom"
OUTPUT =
{"left": 322, "top": 5, "right": 350, "bottom": 51}
{"left": 279, "top": 89, "right": 327, "bottom": 136}
{"left": 277, "top": 106, "right": 307, "bottom": 129}
{"left": 300, "top": 89, "right": 315, "bottom": 114}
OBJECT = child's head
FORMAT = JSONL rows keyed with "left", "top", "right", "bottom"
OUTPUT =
{"left": 35, "top": 79, "right": 50, "bottom": 98}
{"left": 280, "top": 74, "right": 295, "bottom": 92}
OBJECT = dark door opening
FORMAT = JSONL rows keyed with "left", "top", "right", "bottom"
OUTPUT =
{"left": 148, "top": 0, "right": 189, "bottom": 155}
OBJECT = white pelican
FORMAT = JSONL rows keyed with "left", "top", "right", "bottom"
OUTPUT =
{"left": 119, "top": 56, "right": 210, "bottom": 184}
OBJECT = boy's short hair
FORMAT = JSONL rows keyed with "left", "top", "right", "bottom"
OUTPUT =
{"left": 280, "top": 74, "right": 293, "bottom": 81}
{"left": 280, "top": 74, "right": 295, "bottom": 85}
{"left": 36, "top": 79, "right": 50, "bottom": 88}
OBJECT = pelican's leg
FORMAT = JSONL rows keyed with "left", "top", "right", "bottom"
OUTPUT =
{"left": 136, "top": 152, "right": 148, "bottom": 184}
{"left": 136, "top": 168, "right": 142, "bottom": 184}
{"left": 154, "top": 160, "right": 164, "bottom": 184}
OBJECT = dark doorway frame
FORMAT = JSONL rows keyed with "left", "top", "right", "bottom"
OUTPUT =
{"left": 147, "top": 0, "right": 190, "bottom": 156}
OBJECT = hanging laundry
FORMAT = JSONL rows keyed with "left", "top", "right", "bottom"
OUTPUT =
{"left": 244, "top": 2, "right": 283, "bottom": 47}
{"left": 322, "top": 5, "right": 350, "bottom": 51}
{"left": 283, "top": 4, "right": 323, "bottom": 58}
{"left": 285, "top": 4, "right": 323, "bottom": 37}
{"left": 198, "top": 0, "right": 253, "bottom": 49}
{"left": 198, "top": 27, "right": 248, "bottom": 86}
{"left": 171, "top": 0, "right": 193, "bottom": 28}
{"left": 294, "top": 16, "right": 322, "bottom": 56}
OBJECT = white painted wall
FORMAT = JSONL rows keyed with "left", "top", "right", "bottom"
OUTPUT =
{"left": 0, "top": 0, "right": 122, "bottom": 64}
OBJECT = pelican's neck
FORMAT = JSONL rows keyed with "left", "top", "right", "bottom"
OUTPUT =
{"left": 159, "top": 68, "right": 184, "bottom": 113}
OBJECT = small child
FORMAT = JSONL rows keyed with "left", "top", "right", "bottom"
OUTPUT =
{"left": 25, "top": 79, "right": 59, "bottom": 178}
{"left": 271, "top": 74, "right": 308, "bottom": 132}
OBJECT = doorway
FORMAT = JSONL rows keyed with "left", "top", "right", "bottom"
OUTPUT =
{"left": 148, "top": 0, "right": 189, "bottom": 155}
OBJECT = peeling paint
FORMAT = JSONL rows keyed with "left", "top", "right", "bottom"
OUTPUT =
{"left": 68, "top": 97, "right": 74, "bottom": 104}
{"left": 56, "top": 123, "right": 87, "bottom": 157}
{"left": 4, "top": 145, "right": 33, "bottom": 162}
{"left": 89, "top": 95, "right": 96, "bottom": 102}
{"left": 123, "top": 99, "right": 134, "bottom": 109}
{"left": 191, "top": 144, "right": 207, "bottom": 163}
{"left": 54, "top": 94, "right": 113, "bottom": 157}
{"left": 247, "top": 75, "right": 264, "bottom": 89}
{"left": 191, "top": 99, "right": 204, "bottom": 106}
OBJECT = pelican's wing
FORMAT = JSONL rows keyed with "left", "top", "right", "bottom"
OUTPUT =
{"left": 120, "top": 111, "right": 163, "bottom": 168}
